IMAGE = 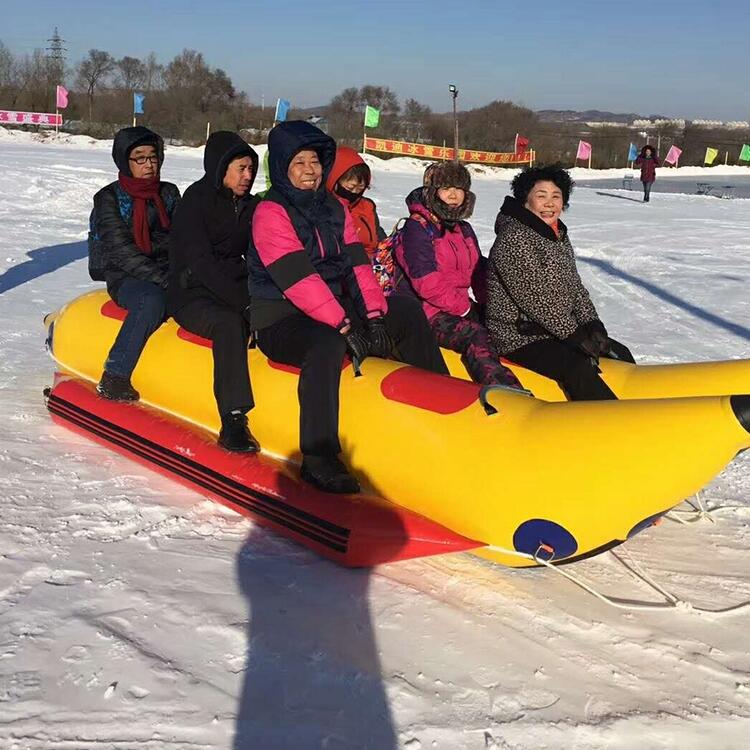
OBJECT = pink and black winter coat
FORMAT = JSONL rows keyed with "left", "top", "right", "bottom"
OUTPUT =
{"left": 247, "top": 121, "right": 387, "bottom": 330}
{"left": 396, "top": 187, "right": 482, "bottom": 321}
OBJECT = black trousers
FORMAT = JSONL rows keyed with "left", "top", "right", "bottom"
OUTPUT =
{"left": 173, "top": 298, "right": 253, "bottom": 418}
{"left": 508, "top": 337, "right": 617, "bottom": 401}
{"left": 257, "top": 295, "right": 448, "bottom": 457}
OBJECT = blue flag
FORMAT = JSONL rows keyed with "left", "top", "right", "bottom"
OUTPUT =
{"left": 627, "top": 142, "right": 638, "bottom": 161}
{"left": 275, "top": 98, "right": 291, "bottom": 123}
{"left": 133, "top": 93, "right": 145, "bottom": 115}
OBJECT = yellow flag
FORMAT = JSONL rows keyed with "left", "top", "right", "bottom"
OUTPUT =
{"left": 704, "top": 147, "right": 719, "bottom": 165}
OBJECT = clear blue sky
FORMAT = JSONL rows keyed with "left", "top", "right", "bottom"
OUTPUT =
{"left": 3, "top": 0, "right": 748, "bottom": 120}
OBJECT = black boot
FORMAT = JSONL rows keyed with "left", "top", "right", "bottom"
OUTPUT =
{"left": 218, "top": 411, "right": 260, "bottom": 453}
{"left": 97, "top": 371, "right": 139, "bottom": 401}
{"left": 300, "top": 455, "right": 360, "bottom": 494}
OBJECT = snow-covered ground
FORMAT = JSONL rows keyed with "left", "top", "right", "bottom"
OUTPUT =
{"left": 1, "top": 129, "right": 750, "bottom": 749}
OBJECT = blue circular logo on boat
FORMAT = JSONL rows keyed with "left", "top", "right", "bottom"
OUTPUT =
{"left": 513, "top": 519, "right": 578, "bottom": 561}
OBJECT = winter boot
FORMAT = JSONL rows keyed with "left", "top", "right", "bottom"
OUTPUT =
{"left": 218, "top": 410, "right": 260, "bottom": 453}
{"left": 97, "top": 371, "right": 139, "bottom": 401}
{"left": 300, "top": 455, "right": 360, "bottom": 494}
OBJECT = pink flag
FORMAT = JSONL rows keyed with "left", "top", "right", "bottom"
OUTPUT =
{"left": 576, "top": 140, "right": 592, "bottom": 160}
{"left": 664, "top": 145, "right": 682, "bottom": 165}
{"left": 56, "top": 85, "right": 69, "bottom": 109}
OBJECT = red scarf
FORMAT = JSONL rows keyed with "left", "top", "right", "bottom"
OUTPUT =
{"left": 117, "top": 173, "right": 170, "bottom": 254}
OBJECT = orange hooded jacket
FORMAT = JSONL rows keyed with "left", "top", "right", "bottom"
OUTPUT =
{"left": 326, "top": 146, "right": 385, "bottom": 259}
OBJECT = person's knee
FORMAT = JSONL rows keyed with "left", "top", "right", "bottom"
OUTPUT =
{"left": 210, "top": 309, "right": 246, "bottom": 342}
{"left": 306, "top": 326, "right": 346, "bottom": 366}
{"left": 139, "top": 288, "right": 166, "bottom": 324}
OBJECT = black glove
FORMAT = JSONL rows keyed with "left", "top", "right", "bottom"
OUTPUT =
{"left": 366, "top": 317, "right": 394, "bottom": 359}
{"left": 344, "top": 328, "right": 370, "bottom": 364}
{"left": 570, "top": 322, "right": 608, "bottom": 361}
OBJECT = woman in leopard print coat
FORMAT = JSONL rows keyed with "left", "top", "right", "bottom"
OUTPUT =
{"left": 486, "top": 165, "right": 629, "bottom": 400}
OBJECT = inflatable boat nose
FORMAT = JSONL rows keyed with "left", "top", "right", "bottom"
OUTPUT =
{"left": 730, "top": 395, "right": 750, "bottom": 433}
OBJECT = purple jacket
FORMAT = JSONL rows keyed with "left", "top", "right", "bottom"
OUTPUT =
{"left": 396, "top": 188, "right": 482, "bottom": 320}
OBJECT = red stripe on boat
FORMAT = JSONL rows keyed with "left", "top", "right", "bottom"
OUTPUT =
{"left": 101, "top": 300, "right": 127, "bottom": 321}
{"left": 177, "top": 328, "right": 213, "bottom": 348}
{"left": 380, "top": 367, "right": 480, "bottom": 414}
{"left": 267, "top": 357, "right": 354, "bottom": 375}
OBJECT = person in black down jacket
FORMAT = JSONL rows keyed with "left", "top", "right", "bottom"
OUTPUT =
{"left": 167, "top": 132, "right": 260, "bottom": 453}
{"left": 486, "top": 165, "right": 634, "bottom": 401}
{"left": 89, "top": 126, "right": 180, "bottom": 402}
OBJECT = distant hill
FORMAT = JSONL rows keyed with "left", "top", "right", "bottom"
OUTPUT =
{"left": 292, "top": 105, "right": 671, "bottom": 126}
{"left": 536, "top": 109, "right": 669, "bottom": 123}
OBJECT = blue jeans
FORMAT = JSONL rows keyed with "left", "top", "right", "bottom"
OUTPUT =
{"left": 105, "top": 278, "right": 166, "bottom": 378}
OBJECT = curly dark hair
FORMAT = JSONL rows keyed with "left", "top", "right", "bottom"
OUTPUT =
{"left": 510, "top": 164, "right": 574, "bottom": 209}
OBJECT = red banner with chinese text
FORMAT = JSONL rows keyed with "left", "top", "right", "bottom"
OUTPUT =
{"left": 364, "top": 137, "right": 533, "bottom": 165}
{"left": 0, "top": 110, "right": 62, "bottom": 126}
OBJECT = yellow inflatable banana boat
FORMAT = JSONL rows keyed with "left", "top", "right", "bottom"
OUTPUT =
{"left": 443, "top": 349, "right": 750, "bottom": 401}
{"left": 45, "top": 291, "right": 750, "bottom": 567}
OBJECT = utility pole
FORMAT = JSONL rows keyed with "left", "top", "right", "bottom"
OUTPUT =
{"left": 449, "top": 84, "right": 459, "bottom": 162}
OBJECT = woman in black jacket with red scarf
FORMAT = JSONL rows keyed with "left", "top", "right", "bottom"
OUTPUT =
{"left": 89, "top": 126, "right": 180, "bottom": 401}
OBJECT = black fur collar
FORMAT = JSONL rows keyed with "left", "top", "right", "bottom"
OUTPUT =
{"left": 497, "top": 196, "right": 567, "bottom": 242}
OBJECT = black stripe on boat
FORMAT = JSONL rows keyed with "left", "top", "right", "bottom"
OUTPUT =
{"left": 47, "top": 392, "right": 351, "bottom": 553}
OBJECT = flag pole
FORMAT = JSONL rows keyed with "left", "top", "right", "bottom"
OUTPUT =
{"left": 363, "top": 124, "right": 366, "bottom": 154}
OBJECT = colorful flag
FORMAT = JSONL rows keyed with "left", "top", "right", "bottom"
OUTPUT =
{"left": 664, "top": 145, "right": 682, "bottom": 165}
{"left": 704, "top": 147, "right": 718, "bottom": 165}
{"left": 274, "top": 98, "right": 291, "bottom": 123}
{"left": 739, "top": 144, "right": 750, "bottom": 161}
{"left": 627, "top": 143, "right": 638, "bottom": 161}
{"left": 55, "top": 85, "right": 68, "bottom": 109}
{"left": 364, "top": 105, "right": 380, "bottom": 128}
{"left": 133, "top": 93, "right": 145, "bottom": 115}
{"left": 576, "top": 140, "right": 592, "bottom": 160}
{"left": 515, "top": 134, "right": 530, "bottom": 153}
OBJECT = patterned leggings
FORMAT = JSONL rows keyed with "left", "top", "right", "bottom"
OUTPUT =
{"left": 430, "top": 311, "right": 522, "bottom": 388}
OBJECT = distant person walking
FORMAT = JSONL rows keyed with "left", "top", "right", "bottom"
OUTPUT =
{"left": 635, "top": 145, "right": 660, "bottom": 202}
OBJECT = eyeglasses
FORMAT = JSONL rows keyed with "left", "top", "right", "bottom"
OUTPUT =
{"left": 129, "top": 155, "right": 159, "bottom": 165}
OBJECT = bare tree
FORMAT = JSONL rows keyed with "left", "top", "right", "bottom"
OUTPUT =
{"left": 116, "top": 55, "right": 146, "bottom": 91}
{"left": 329, "top": 85, "right": 401, "bottom": 143}
{"left": 75, "top": 49, "right": 115, "bottom": 120}
{"left": 143, "top": 52, "right": 162, "bottom": 92}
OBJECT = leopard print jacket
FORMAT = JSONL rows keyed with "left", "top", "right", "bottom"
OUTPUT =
{"left": 485, "top": 198, "right": 601, "bottom": 355}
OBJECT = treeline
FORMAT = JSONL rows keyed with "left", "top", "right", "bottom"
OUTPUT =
{"left": 2, "top": 40, "right": 748, "bottom": 165}
{"left": 0, "top": 42, "right": 264, "bottom": 143}
{"left": 327, "top": 87, "right": 750, "bottom": 168}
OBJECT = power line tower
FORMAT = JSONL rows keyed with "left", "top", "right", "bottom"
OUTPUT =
{"left": 46, "top": 27, "right": 67, "bottom": 80}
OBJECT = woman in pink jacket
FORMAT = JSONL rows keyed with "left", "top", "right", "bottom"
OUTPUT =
{"left": 397, "top": 163, "right": 521, "bottom": 388}
{"left": 248, "top": 121, "right": 447, "bottom": 494}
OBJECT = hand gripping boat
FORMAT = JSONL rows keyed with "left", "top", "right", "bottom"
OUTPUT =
{"left": 44, "top": 291, "right": 750, "bottom": 568}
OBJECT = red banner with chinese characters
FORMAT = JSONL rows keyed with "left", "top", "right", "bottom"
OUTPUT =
{"left": 364, "top": 137, "right": 533, "bottom": 165}
{"left": 0, "top": 110, "right": 62, "bottom": 126}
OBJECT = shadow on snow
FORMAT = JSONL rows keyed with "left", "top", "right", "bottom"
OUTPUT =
{"left": 579, "top": 255, "right": 750, "bottom": 342}
{"left": 0, "top": 240, "right": 87, "bottom": 295}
